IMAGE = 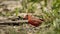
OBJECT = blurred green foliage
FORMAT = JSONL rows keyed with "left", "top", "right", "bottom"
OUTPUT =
{"left": 0, "top": 0, "right": 60, "bottom": 34}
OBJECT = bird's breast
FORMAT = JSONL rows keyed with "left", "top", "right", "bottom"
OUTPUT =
{"left": 28, "top": 19, "right": 41, "bottom": 27}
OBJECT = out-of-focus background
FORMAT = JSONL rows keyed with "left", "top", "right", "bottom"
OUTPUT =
{"left": 0, "top": 0, "right": 60, "bottom": 34}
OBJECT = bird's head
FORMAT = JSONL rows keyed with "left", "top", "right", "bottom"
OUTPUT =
{"left": 24, "top": 14, "right": 31, "bottom": 19}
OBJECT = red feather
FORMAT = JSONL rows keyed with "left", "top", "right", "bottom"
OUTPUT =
{"left": 24, "top": 15, "right": 43, "bottom": 27}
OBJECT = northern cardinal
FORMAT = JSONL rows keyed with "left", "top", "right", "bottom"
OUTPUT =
{"left": 24, "top": 14, "right": 44, "bottom": 27}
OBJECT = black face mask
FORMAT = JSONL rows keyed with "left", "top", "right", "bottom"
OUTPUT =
{"left": 23, "top": 15, "right": 28, "bottom": 20}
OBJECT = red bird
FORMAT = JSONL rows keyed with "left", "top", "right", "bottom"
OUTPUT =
{"left": 24, "top": 14, "right": 44, "bottom": 27}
